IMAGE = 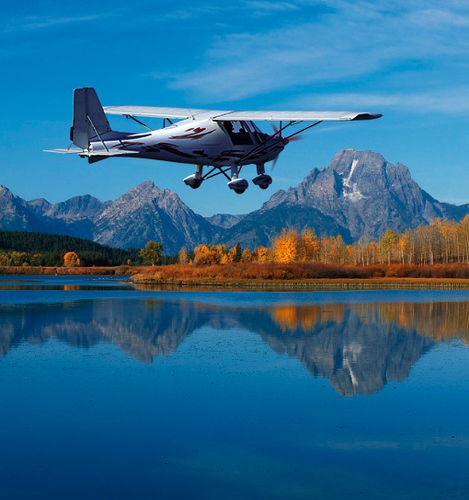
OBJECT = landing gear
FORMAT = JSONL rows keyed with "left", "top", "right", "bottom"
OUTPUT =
{"left": 252, "top": 164, "right": 272, "bottom": 190}
{"left": 183, "top": 165, "right": 203, "bottom": 189}
{"left": 227, "top": 164, "right": 248, "bottom": 194}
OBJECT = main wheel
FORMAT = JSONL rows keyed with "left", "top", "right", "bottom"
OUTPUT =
{"left": 189, "top": 181, "right": 202, "bottom": 189}
{"left": 234, "top": 188, "right": 246, "bottom": 194}
{"left": 259, "top": 184, "right": 269, "bottom": 190}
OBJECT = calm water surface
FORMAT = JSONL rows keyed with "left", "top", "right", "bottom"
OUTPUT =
{"left": 0, "top": 276, "right": 468, "bottom": 499}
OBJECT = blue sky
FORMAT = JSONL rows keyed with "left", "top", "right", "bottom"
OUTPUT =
{"left": 1, "top": 0, "right": 468, "bottom": 215}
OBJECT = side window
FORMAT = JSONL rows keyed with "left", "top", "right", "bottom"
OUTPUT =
{"left": 222, "top": 121, "right": 253, "bottom": 146}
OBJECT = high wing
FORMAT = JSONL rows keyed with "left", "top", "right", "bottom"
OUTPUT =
{"left": 103, "top": 106, "right": 381, "bottom": 122}
{"left": 212, "top": 111, "right": 382, "bottom": 121}
{"left": 103, "top": 106, "right": 216, "bottom": 119}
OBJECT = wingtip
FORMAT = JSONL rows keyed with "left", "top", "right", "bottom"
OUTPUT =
{"left": 353, "top": 112, "right": 383, "bottom": 121}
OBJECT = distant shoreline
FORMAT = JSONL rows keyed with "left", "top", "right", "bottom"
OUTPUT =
{"left": 0, "top": 266, "right": 132, "bottom": 276}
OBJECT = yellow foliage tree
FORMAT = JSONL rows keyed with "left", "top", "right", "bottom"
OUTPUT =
{"left": 63, "top": 251, "right": 80, "bottom": 267}
{"left": 241, "top": 248, "right": 251, "bottom": 263}
{"left": 299, "top": 228, "right": 320, "bottom": 262}
{"left": 273, "top": 229, "right": 299, "bottom": 263}
{"left": 252, "top": 246, "right": 270, "bottom": 263}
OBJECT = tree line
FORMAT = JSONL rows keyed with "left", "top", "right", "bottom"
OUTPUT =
{"left": 183, "top": 215, "right": 469, "bottom": 266}
{"left": 0, "top": 231, "right": 140, "bottom": 267}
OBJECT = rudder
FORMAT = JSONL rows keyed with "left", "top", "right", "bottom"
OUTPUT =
{"left": 70, "top": 88, "right": 111, "bottom": 148}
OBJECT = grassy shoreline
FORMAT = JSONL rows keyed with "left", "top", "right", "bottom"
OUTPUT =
{"left": 1, "top": 264, "right": 469, "bottom": 290}
{"left": 131, "top": 277, "right": 469, "bottom": 290}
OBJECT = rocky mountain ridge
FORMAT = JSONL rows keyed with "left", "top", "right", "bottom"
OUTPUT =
{"left": 1, "top": 149, "right": 468, "bottom": 252}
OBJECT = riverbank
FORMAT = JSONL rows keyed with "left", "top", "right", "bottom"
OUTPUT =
{"left": 2, "top": 263, "right": 469, "bottom": 290}
{"left": 0, "top": 266, "right": 139, "bottom": 276}
{"left": 130, "top": 263, "right": 469, "bottom": 290}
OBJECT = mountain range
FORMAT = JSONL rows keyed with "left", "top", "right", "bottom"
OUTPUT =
{"left": 1, "top": 149, "right": 468, "bottom": 253}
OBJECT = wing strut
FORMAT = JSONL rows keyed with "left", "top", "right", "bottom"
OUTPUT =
{"left": 125, "top": 114, "right": 153, "bottom": 131}
{"left": 235, "top": 121, "right": 297, "bottom": 166}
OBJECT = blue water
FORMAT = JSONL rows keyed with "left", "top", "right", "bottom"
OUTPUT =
{"left": 0, "top": 276, "right": 468, "bottom": 499}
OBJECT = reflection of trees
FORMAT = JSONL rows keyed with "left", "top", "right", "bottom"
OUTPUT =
{"left": 370, "top": 302, "right": 469, "bottom": 345}
{"left": 0, "top": 298, "right": 468, "bottom": 396}
{"left": 258, "top": 305, "right": 433, "bottom": 396}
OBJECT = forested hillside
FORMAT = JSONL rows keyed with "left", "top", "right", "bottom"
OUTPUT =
{"left": 0, "top": 231, "right": 139, "bottom": 266}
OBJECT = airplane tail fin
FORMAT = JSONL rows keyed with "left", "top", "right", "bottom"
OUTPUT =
{"left": 70, "top": 88, "right": 111, "bottom": 148}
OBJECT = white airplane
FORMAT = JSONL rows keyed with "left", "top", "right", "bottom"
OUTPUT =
{"left": 46, "top": 88, "right": 382, "bottom": 194}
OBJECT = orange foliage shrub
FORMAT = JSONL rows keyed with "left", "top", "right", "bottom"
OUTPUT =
{"left": 63, "top": 251, "right": 80, "bottom": 267}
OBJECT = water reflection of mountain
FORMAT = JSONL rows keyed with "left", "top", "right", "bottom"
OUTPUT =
{"left": 0, "top": 299, "right": 206, "bottom": 363}
{"left": 0, "top": 299, "right": 467, "bottom": 396}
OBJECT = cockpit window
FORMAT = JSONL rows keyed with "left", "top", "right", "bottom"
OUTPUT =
{"left": 244, "top": 121, "right": 263, "bottom": 143}
{"left": 222, "top": 121, "right": 254, "bottom": 145}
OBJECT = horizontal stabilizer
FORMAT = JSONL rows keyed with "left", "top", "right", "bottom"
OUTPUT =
{"left": 44, "top": 148, "right": 140, "bottom": 156}
{"left": 44, "top": 148, "right": 86, "bottom": 154}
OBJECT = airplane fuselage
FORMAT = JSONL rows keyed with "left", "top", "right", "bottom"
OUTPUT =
{"left": 89, "top": 117, "right": 285, "bottom": 168}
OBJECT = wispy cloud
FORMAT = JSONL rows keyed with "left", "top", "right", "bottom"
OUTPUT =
{"left": 163, "top": 0, "right": 469, "bottom": 109}
{"left": 3, "top": 12, "right": 116, "bottom": 33}
{"left": 290, "top": 87, "right": 469, "bottom": 114}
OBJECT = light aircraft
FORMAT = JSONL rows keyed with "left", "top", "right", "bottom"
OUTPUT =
{"left": 46, "top": 88, "right": 382, "bottom": 194}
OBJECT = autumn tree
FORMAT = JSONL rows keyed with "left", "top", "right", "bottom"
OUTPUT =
{"left": 241, "top": 248, "right": 252, "bottom": 263}
{"left": 273, "top": 229, "right": 299, "bottom": 263}
{"left": 379, "top": 229, "right": 398, "bottom": 264}
{"left": 63, "top": 251, "right": 80, "bottom": 267}
{"left": 178, "top": 246, "right": 189, "bottom": 264}
{"left": 251, "top": 246, "right": 270, "bottom": 263}
{"left": 139, "top": 240, "right": 163, "bottom": 265}
{"left": 298, "top": 228, "right": 320, "bottom": 262}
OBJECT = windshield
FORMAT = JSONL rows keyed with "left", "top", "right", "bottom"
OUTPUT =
{"left": 221, "top": 121, "right": 255, "bottom": 145}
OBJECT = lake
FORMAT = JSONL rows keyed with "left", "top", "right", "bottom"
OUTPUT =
{"left": 0, "top": 276, "right": 468, "bottom": 499}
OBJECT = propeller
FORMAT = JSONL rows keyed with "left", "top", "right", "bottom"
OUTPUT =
{"left": 270, "top": 124, "right": 302, "bottom": 171}
{"left": 271, "top": 153, "right": 280, "bottom": 171}
{"left": 271, "top": 124, "right": 303, "bottom": 143}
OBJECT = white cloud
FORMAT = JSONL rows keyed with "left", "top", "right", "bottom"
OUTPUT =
{"left": 290, "top": 87, "right": 469, "bottom": 114}
{"left": 164, "top": 0, "right": 469, "bottom": 107}
{"left": 3, "top": 12, "right": 117, "bottom": 33}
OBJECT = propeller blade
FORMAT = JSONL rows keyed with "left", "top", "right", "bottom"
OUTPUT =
{"left": 284, "top": 135, "right": 303, "bottom": 143}
{"left": 271, "top": 153, "right": 280, "bottom": 171}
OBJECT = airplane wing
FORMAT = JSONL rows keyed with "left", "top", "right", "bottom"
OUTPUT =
{"left": 103, "top": 106, "right": 381, "bottom": 122}
{"left": 212, "top": 111, "right": 382, "bottom": 121}
{"left": 103, "top": 106, "right": 217, "bottom": 119}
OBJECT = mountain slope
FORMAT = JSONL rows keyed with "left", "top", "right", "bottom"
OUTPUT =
{"left": 1, "top": 149, "right": 468, "bottom": 251}
{"left": 221, "top": 149, "right": 467, "bottom": 246}
{"left": 92, "top": 181, "right": 214, "bottom": 252}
